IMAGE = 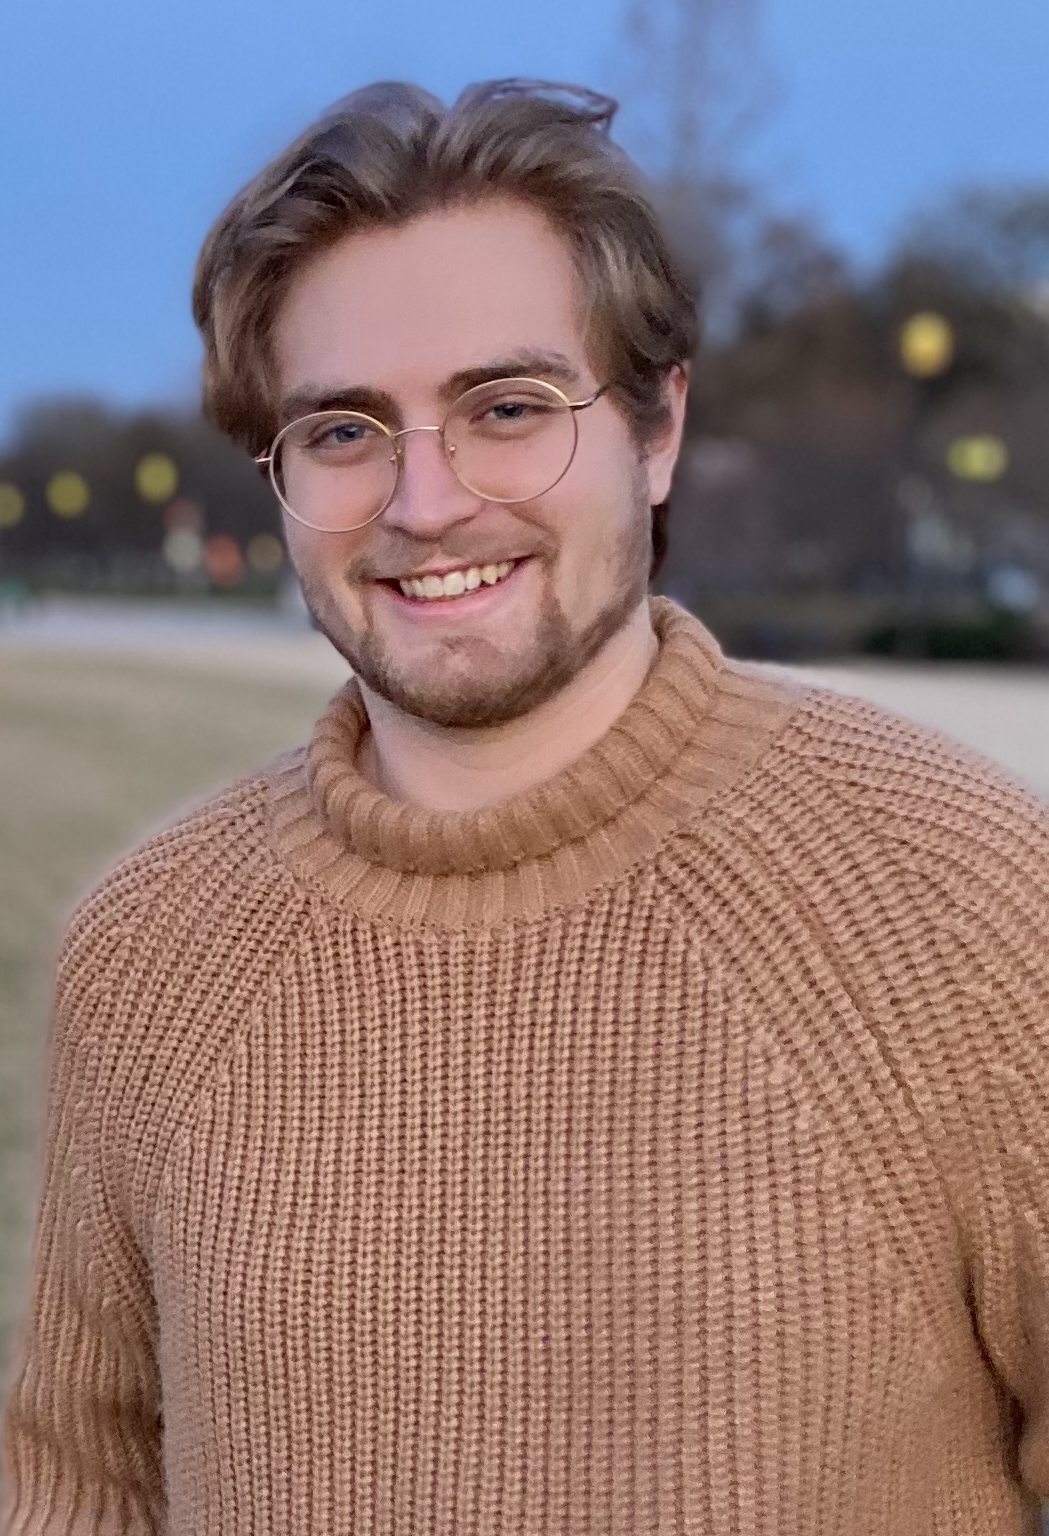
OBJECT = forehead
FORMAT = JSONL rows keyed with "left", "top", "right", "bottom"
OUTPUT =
{"left": 273, "top": 199, "right": 590, "bottom": 394}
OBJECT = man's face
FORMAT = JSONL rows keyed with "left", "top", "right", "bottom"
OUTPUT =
{"left": 273, "top": 198, "right": 685, "bottom": 729}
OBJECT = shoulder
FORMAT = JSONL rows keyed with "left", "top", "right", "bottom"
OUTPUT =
{"left": 730, "top": 675, "right": 1049, "bottom": 1033}
{"left": 768, "top": 677, "right": 1049, "bottom": 895}
{"left": 49, "top": 759, "right": 316, "bottom": 1204}
{"left": 668, "top": 664, "right": 1049, "bottom": 976}
{"left": 63, "top": 764, "right": 279, "bottom": 957}
{"left": 681, "top": 675, "right": 1049, "bottom": 1146}
{"left": 56, "top": 756, "right": 312, "bottom": 1055}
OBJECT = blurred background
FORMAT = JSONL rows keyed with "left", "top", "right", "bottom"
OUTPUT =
{"left": 3, "top": 0, "right": 1049, "bottom": 1492}
{"left": 3, "top": 0, "right": 1049, "bottom": 659}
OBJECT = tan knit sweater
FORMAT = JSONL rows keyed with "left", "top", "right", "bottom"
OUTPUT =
{"left": 5, "top": 596, "right": 1049, "bottom": 1535}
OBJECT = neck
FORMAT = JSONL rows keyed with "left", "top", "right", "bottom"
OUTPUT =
{"left": 356, "top": 599, "right": 658, "bottom": 811}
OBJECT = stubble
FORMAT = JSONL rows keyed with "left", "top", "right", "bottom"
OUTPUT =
{"left": 298, "top": 489, "right": 653, "bottom": 731}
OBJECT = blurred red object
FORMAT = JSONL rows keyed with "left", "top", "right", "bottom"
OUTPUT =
{"left": 203, "top": 534, "right": 244, "bottom": 586}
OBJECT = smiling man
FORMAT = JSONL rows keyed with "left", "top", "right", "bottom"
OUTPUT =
{"left": 6, "top": 80, "right": 1049, "bottom": 1536}
{"left": 269, "top": 194, "right": 678, "bottom": 796}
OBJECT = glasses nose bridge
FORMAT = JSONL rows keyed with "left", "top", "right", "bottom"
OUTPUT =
{"left": 389, "top": 420, "right": 460, "bottom": 481}
{"left": 391, "top": 423, "right": 444, "bottom": 443}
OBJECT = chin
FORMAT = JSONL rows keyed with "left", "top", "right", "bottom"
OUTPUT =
{"left": 360, "top": 649, "right": 576, "bottom": 730}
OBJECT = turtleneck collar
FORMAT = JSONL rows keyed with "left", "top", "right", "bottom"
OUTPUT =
{"left": 267, "top": 597, "right": 805, "bottom": 928}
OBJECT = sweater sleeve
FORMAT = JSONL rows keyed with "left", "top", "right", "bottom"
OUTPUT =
{"left": 1, "top": 939, "right": 164, "bottom": 1536}
{"left": 891, "top": 774, "right": 1049, "bottom": 1501}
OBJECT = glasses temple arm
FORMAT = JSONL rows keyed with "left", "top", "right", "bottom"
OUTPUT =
{"left": 567, "top": 382, "right": 612, "bottom": 411}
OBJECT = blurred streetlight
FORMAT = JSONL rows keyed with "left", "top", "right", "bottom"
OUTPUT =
{"left": 946, "top": 434, "right": 1009, "bottom": 482}
{"left": 899, "top": 312, "right": 955, "bottom": 378}
{"left": 896, "top": 311, "right": 963, "bottom": 636}
{"left": 135, "top": 452, "right": 179, "bottom": 504}
{"left": 46, "top": 472, "right": 90, "bottom": 518}
{"left": 0, "top": 484, "right": 26, "bottom": 528}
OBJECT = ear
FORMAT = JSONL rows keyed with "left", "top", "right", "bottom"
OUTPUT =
{"left": 644, "top": 364, "right": 689, "bottom": 506}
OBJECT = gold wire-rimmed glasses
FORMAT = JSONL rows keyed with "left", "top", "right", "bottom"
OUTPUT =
{"left": 255, "top": 376, "right": 610, "bottom": 533}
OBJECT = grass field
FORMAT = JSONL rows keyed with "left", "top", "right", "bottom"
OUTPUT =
{"left": 0, "top": 649, "right": 337, "bottom": 1380}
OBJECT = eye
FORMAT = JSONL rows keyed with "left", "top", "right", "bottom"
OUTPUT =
{"left": 489, "top": 395, "right": 557, "bottom": 419}
{"left": 290, "top": 414, "right": 392, "bottom": 464}
{"left": 311, "top": 419, "right": 373, "bottom": 447}
{"left": 468, "top": 391, "right": 559, "bottom": 433}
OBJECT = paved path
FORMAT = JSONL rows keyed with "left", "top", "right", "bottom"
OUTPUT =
{"left": 783, "top": 659, "right": 1049, "bottom": 801}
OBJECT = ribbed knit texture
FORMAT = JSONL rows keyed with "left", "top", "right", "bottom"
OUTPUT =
{"left": 5, "top": 596, "right": 1049, "bottom": 1535}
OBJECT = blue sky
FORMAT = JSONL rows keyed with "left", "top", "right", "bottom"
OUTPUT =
{"left": 1, "top": 0, "right": 1047, "bottom": 441}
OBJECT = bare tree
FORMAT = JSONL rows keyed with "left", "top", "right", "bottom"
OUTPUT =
{"left": 896, "top": 184, "right": 1049, "bottom": 300}
{"left": 623, "top": 0, "right": 768, "bottom": 180}
{"left": 619, "top": 0, "right": 778, "bottom": 330}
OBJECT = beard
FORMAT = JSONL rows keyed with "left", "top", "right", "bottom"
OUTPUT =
{"left": 297, "top": 492, "right": 653, "bottom": 731}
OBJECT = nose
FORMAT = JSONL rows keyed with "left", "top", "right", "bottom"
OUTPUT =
{"left": 380, "top": 425, "right": 483, "bottom": 538}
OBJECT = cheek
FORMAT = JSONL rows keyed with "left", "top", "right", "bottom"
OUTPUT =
{"left": 542, "top": 447, "right": 644, "bottom": 602}
{"left": 564, "top": 429, "right": 645, "bottom": 549}
{"left": 282, "top": 515, "right": 321, "bottom": 571}
{"left": 283, "top": 518, "right": 358, "bottom": 588}
{"left": 283, "top": 519, "right": 382, "bottom": 629}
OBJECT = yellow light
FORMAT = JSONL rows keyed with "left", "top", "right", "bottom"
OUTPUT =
{"left": 0, "top": 483, "right": 26, "bottom": 528}
{"left": 946, "top": 435, "right": 1009, "bottom": 482}
{"left": 247, "top": 533, "right": 284, "bottom": 573}
{"left": 135, "top": 452, "right": 179, "bottom": 503}
{"left": 46, "top": 471, "right": 90, "bottom": 518}
{"left": 900, "top": 312, "right": 955, "bottom": 378}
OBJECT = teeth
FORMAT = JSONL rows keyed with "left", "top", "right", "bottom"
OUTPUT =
{"left": 398, "top": 560, "right": 515, "bottom": 601}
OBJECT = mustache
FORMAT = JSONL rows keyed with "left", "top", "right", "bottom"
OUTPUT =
{"left": 355, "top": 536, "right": 551, "bottom": 582}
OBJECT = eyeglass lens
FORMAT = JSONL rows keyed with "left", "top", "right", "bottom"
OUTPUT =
{"left": 272, "top": 378, "right": 580, "bottom": 532}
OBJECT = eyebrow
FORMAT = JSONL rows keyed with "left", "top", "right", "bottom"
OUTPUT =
{"left": 276, "top": 349, "right": 587, "bottom": 428}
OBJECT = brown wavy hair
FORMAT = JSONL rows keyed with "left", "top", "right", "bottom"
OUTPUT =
{"left": 192, "top": 79, "right": 698, "bottom": 578}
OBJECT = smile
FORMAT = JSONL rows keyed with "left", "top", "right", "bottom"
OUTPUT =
{"left": 395, "top": 560, "right": 518, "bottom": 601}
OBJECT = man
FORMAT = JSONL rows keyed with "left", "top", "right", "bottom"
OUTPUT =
{"left": 4, "top": 78, "right": 1049, "bottom": 1536}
